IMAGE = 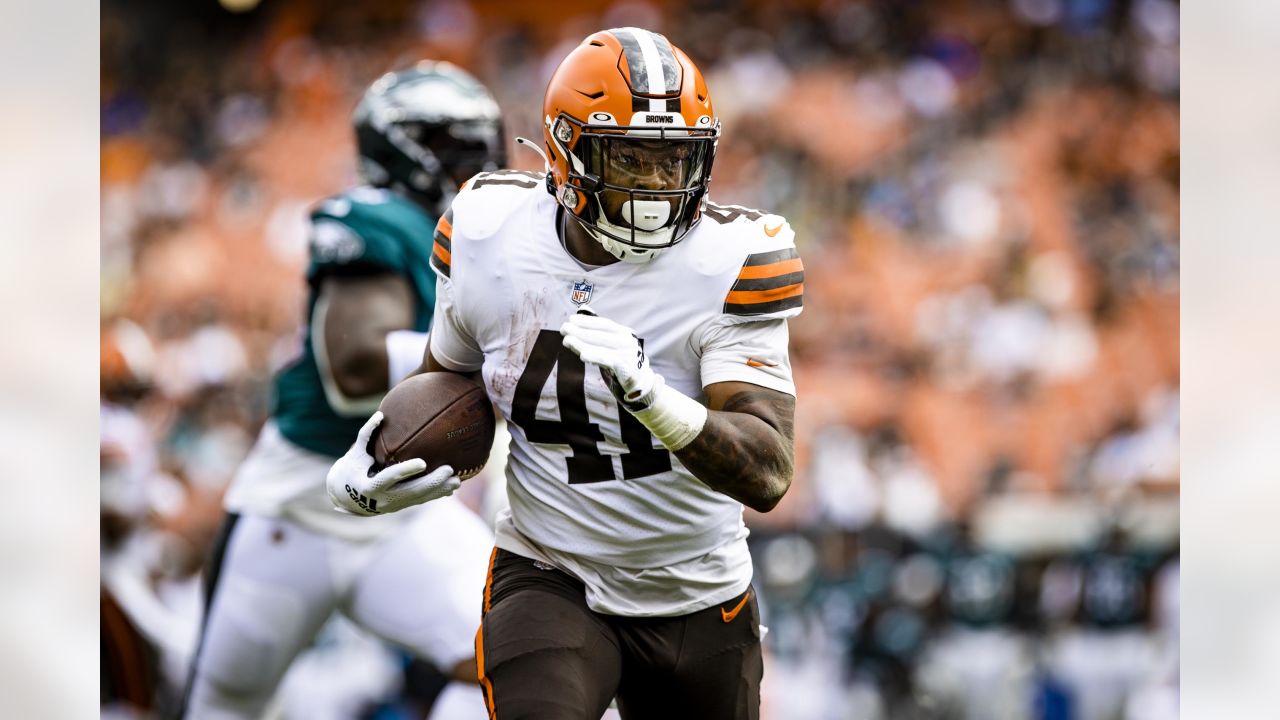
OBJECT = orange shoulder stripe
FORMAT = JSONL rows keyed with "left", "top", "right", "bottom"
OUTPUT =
{"left": 736, "top": 257, "right": 803, "bottom": 281}
{"left": 725, "top": 282, "right": 804, "bottom": 305}
{"left": 432, "top": 241, "right": 452, "bottom": 267}
{"left": 436, "top": 215, "right": 453, "bottom": 241}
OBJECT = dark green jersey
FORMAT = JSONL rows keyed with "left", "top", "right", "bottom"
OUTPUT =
{"left": 272, "top": 187, "right": 438, "bottom": 457}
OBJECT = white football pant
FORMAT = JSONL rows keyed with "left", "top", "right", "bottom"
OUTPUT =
{"left": 183, "top": 498, "right": 492, "bottom": 719}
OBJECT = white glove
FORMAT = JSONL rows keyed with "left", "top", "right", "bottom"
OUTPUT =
{"left": 326, "top": 411, "right": 462, "bottom": 516}
{"left": 560, "top": 307, "right": 658, "bottom": 409}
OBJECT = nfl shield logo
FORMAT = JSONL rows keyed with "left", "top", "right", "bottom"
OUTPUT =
{"left": 570, "top": 280, "right": 594, "bottom": 306}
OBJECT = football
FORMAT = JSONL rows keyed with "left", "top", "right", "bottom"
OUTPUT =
{"left": 372, "top": 372, "right": 496, "bottom": 480}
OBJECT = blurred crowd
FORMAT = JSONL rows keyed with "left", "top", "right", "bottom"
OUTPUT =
{"left": 101, "top": 0, "right": 1178, "bottom": 717}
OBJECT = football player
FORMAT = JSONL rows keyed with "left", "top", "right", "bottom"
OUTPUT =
{"left": 328, "top": 28, "right": 803, "bottom": 719}
{"left": 181, "top": 62, "right": 505, "bottom": 720}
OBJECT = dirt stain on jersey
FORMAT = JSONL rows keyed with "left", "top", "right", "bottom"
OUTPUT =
{"left": 489, "top": 287, "right": 554, "bottom": 401}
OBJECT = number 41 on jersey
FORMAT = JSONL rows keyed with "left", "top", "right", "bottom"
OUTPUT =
{"left": 511, "top": 330, "right": 672, "bottom": 484}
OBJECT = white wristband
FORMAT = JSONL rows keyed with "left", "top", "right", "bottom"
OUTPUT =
{"left": 386, "top": 330, "right": 430, "bottom": 386}
{"left": 629, "top": 378, "right": 708, "bottom": 452}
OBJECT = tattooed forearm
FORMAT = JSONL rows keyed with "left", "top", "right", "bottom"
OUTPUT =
{"left": 674, "top": 388, "right": 796, "bottom": 513}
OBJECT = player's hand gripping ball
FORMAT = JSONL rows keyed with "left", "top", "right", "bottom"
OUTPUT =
{"left": 327, "top": 373, "right": 495, "bottom": 516}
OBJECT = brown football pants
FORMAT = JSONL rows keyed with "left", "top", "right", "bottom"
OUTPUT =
{"left": 475, "top": 549, "right": 762, "bottom": 720}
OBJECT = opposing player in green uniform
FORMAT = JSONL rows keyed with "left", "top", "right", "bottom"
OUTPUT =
{"left": 181, "top": 62, "right": 505, "bottom": 720}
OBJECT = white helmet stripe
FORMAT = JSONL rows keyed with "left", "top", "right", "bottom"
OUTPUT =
{"left": 626, "top": 28, "right": 669, "bottom": 113}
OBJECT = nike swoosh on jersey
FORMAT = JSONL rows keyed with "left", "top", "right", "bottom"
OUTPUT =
{"left": 721, "top": 591, "right": 751, "bottom": 623}
{"left": 746, "top": 357, "right": 779, "bottom": 368}
{"left": 763, "top": 222, "right": 784, "bottom": 237}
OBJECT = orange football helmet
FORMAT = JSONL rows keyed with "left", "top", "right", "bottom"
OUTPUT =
{"left": 543, "top": 27, "right": 720, "bottom": 263}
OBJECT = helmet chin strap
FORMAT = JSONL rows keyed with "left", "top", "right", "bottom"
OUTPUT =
{"left": 591, "top": 222, "right": 672, "bottom": 264}
{"left": 592, "top": 229, "right": 662, "bottom": 264}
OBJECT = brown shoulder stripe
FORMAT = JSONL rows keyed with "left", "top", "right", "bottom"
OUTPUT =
{"left": 743, "top": 247, "right": 798, "bottom": 266}
{"left": 724, "top": 293, "right": 803, "bottom": 316}
{"left": 730, "top": 271, "right": 805, "bottom": 292}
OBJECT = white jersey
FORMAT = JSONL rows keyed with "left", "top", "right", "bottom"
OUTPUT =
{"left": 428, "top": 170, "right": 804, "bottom": 616}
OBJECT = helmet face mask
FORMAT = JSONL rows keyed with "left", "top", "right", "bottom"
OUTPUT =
{"left": 543, "top": 28, "right": 721, "bottom": 263}
{"left": 355, "top": 62, "right": 506, "bottom": 216}
{"left": 561, "top": 117, "right": 718, "bottom": 255}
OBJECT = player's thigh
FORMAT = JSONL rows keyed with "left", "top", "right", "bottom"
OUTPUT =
{"left": 480, "top": 549, "right": 621, "bottom": 720}
{"left": 615, "top": 587, "right": 763, "bottom": 720}
{"left": 184, "top": 513, "right": 340, "bottom": 718}
{"left": 345, "top": 498, "right": 494, "bottom": 670}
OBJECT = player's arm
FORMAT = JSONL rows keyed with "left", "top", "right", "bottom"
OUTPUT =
{"left": 409, "top": 266, "right": 486, "bottom": 384}
{"left": 561, "top": 309, "right": 799, "bottom": 513}
{"left": 313, "top": 273, "right": 427, "bottom": 414}
{"left": 671, "top": 381, "right": 794, "bottom": 512}
{"left": 416, "top": 347, "right": 483, "bottom": 385}
{"left": 662, "top": 228, "right": 804, "bottom": 511}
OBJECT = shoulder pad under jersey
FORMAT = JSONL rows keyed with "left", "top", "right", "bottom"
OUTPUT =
{"left": 700, "top": 201, "right": 805, "bottom": 320}
{"left": 430, "top": 169, "right": 547, "bottom": 280}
